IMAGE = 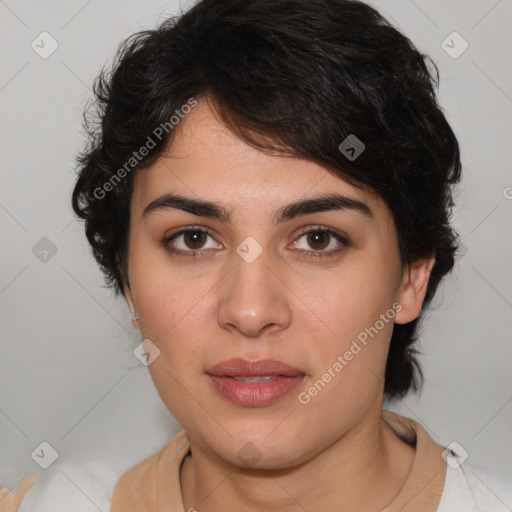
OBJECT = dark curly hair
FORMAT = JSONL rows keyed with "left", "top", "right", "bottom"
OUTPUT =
{"left": 71, "top": 0, "right": 462, "bottom": 400}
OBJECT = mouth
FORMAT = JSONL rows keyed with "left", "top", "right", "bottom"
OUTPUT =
{"left": 206, "top": 357, "right": 305, "bottom": 377}
{"left": 230, "top": 375, "right": 281, "bottom": 382}
{"left": 205, "top": 358, "right": 306, "bottom": 406}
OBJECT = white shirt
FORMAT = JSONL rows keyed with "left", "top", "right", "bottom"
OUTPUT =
{"left": 16, "top": 459, "right": 115, "bottom": 512}
{"left": 437, "top": 452, "right": 511, "bottom": 511}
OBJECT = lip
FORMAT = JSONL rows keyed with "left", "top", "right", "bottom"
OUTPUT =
{"left": 206, "top": 358, "right": 306, "bottom": 407}
{"left": 206, "top": 358, "right": 304, "bottom": 377}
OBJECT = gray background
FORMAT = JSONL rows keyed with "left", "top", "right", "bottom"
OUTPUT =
{"left": 1, "top": 0, "right": 511, "bottom": 503}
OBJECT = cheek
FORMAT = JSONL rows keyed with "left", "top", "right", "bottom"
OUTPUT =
{"left": 306, "top": 258, "right": 398, "bottom": 344}
{"left": 300, "top": 289, "right": 394, "bottom": 427}
{"left": 129, "top": 246, "right": 208, "bottom": 339}
{"left": 137, "top": 284, "right": 207, "bottom": 365}
{"left": 138, "top": 284, "right": 206, "bottom": 424}
{"left": 298, "top": 256, "right": 398, "bottom": 408}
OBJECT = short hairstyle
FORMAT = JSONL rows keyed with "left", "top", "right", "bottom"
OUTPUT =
{"left": 71, "top": 0, "right": 462, "bottom": 400}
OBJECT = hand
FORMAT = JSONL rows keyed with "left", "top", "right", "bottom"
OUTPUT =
{"left": 0, "top": 474, "right": 38, "bottom": 512}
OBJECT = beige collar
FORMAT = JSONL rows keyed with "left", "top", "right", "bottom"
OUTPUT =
{"left": 381, "top": 410, "right": 446, "bottom": 512}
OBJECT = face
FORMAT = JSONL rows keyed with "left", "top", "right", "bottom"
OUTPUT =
{"left": 124, "top": 99, "right": 433, "bottom": 469}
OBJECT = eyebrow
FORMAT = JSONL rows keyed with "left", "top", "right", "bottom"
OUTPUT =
{"left": 142, "top": 192, "right": 374, "bottom": 224}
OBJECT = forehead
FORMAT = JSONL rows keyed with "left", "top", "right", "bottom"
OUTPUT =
{"left": 131, "top": 100, "right": 389, "bottom": 223}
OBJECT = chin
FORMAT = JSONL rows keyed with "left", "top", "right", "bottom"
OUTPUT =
{"left": 214, "top": 425, "right": 307, "bottom": 469}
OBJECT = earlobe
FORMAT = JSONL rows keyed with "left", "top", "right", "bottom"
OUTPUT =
{"left": 394, "top": 253, "right": 435, "bottom": 325}
{"left": 122, "top": 283, "right": 140, "bottom": 330}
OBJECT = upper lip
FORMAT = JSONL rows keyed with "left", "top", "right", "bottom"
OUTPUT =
{"left": 206, "top": 358, "right": 304, "bottom": 377}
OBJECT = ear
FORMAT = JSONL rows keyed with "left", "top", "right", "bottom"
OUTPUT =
{"left": 122, "top": 283, "right": 139, "bottom": 330}
{"left": 394, "top": 252, "right": 436, "bottom": 325}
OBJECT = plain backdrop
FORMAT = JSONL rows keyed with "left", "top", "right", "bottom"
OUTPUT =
{"left": 1, "top": 0, "right": 511, "bottom": 502}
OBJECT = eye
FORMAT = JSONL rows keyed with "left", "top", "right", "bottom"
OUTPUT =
{"left": 161, "top": 225, "right": 350, "bottom": 259}
{"left": 290, "top": 226, "right": 350, "bottom": 258}
{"left": 162, "top": 227, "right": 222, "bottom": 256}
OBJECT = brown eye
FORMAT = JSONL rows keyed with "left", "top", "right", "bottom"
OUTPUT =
{"left": 291, "top": 226, "right": 350, "bottom": 259}
{"left": 162, "top": 227, "right": 222, "bottom": 257}
{"left": 183, "top": 230, "right": 208, "bottom": 249}
{"left": 306, "top": 230, "right": 330, "bottom": 250}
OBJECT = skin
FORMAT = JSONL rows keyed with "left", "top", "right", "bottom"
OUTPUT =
{"left": 123, "top": 98, "right": 435, "bottom": 512}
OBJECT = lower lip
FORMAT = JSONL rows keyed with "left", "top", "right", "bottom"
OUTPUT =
{"left": 207, "top": 375, "right": 305, "bottom": 406}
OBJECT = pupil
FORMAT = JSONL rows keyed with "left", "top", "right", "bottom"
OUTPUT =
{"left": 308, "top": 231, "right": 329, "bottom": 250}
{"left": 185, "top": 231, "right": 206, "bottom": 249}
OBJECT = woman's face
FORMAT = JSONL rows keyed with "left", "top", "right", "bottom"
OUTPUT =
{"left": 124, "top": 100, "right": 432, "bottom": 469}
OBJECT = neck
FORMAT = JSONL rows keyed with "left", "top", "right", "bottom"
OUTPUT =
{"left": 180, "top": 407, "right": 415, "bottom": 512}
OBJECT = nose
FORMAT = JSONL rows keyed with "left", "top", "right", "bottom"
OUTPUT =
{"left": 216, "top": 245, "right": 292, "bottom": 338}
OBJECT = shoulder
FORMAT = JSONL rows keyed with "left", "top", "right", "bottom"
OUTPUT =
{"left": 110, "top": 429, "right": 190, "bottom": 511}
{"left": 17, "top": 457, "right": 118, "bottom": 512}
{"left": 437, "top": 453, "right": 512, "bottom": 512}
{"left": 109, "top": 447, "right": 163, "bottom": 511}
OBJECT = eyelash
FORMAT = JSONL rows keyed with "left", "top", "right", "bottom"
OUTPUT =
{"left": 161, "top": 225, "right": 350, "bottom": 259}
